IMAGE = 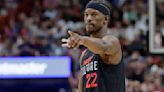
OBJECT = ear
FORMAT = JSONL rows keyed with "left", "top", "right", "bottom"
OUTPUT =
{"left": 104, "top": 16, "right": 109, "bottom": 24}
{"left": 105, "top": 16, "right": 109, "bottom": 22}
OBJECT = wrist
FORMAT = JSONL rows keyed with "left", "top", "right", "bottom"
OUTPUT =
{"left": 79, "top": 36, "right": 86, "bottom": 45}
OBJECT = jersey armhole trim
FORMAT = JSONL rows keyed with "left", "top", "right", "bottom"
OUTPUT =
{"left": 79, "top": 49, "right": 87, "bottom": 67}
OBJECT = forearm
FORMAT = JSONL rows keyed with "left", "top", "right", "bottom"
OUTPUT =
{"left": 80, "top": 36, "right": 109, "bottom": 54}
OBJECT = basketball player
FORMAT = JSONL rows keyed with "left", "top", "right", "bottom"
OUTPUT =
{"left": 62, "top": 0, "right": 125, "bottom": 92}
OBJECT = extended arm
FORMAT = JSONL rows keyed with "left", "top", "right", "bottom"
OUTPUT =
{"left": 80, "top": 36, "right": 121, "bottom": 55}
{"left": 63, "top": 31, "right": 122, "bottom": 64}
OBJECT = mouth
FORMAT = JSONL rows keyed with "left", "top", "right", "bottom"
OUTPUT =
{"left": 86, "top": 23, "right": 94, "bottom": 25}
{"left": 86, "top": 23, "right": 94, "bottom": 27}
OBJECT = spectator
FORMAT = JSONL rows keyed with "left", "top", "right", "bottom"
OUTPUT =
{"left": 0, "top": 0, "right": 163, "bottom": 92}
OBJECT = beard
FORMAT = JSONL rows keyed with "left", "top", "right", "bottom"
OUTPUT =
{"left": 85, "top": 24, "right": 101, "bottom": 35}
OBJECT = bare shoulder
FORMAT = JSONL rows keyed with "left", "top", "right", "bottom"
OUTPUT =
{"left": 101, "top": 35, "right": 122, "bottom": 65}
{"left": 102, "top": 35, "right": 120, "bottom": 44}
{"left": 102, "top": 35, "right": 121, "bottom": 53}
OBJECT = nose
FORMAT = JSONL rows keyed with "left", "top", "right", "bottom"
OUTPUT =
{"left": 86, "top": 15, "right": 92, "bottom": 23}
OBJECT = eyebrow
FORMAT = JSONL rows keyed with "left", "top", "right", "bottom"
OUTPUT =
{"left": 84, "top": 12, "right": 88, "bottom": 14}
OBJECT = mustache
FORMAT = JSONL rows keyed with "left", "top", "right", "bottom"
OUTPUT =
{"left": 85, "top": 23, "right": 94, "bottom": 26}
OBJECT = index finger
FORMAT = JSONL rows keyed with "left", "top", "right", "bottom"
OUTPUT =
{"left": 68, "top": 30, "right": 77, "bottom": 36}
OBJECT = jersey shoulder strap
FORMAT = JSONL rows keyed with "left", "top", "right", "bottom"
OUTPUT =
{"left": 79, "top": 49, "right": 87, "bottom": 67}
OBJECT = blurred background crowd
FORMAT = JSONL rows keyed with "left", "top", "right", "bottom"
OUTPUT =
{"left": 0, "top": 0, "right": 163, "bottom": 92}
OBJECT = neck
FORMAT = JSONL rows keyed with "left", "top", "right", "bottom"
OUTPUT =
{"left": 90, "top": 27, "right": 107, "bottom": 38}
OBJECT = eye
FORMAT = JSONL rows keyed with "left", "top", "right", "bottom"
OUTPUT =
{"left": 84, "top": 13, "right": 89, "bottom": 17}
{"left": 92, "top": 13, "right": 97, "bottom": 17}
